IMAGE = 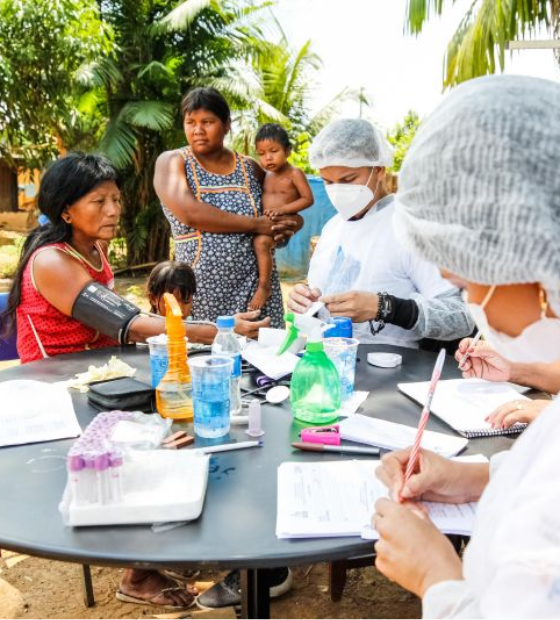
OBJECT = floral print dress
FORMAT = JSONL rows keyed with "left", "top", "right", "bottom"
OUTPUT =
{"left": 162, "top": 148, "right": 284, "bottom": 327}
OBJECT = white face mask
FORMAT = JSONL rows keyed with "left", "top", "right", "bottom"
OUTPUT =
{"left": 467, "top": 285, "right": 560, "bottom": 364}
{"left": 325, "top": 169, "right": 377, "bottom": 221}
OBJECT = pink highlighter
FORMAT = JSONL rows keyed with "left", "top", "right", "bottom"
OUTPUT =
{"left": 300, "top": 425, "right": 341, "bottom": 446}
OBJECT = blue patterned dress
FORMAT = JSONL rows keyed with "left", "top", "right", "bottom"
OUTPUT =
{"left": 162, "top": 148, "right": 284, "bottom": 327}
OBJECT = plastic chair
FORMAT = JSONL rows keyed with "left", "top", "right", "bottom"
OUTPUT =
{"left": 0, "top": 292, "right": 18, "bottom": 361}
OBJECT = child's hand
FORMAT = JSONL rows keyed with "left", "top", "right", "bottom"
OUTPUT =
{"left": 264, "top": 209, "right": 278, "bottom": 218}
{"left": 233, "top": 310, "right": 271, "bottom": 338}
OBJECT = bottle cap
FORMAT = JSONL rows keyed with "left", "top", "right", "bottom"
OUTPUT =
{"left": 324, "top": 316, "right": 353, "bottom": 338}
{"left": 216, "top": 316, "right": 235, "bottom": 329}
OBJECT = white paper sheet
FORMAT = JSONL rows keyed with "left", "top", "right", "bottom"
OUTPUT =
{"left": 241, "top": 342, "right": 299, "bottom": 379}
{"left": 398, "top": 378, "right": 531, "bottom": 434}
{"left": 276, "top": 460, "right": 477, "bottom": 540}
{"left": 338, "top": 414, "right": 468, "bottom": 457}
{"left": 0, "top": 380, "right": 81, "bottom": 447}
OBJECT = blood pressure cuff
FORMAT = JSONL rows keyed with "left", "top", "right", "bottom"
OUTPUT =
{"left": 72, "top": 282, "right": 141, "bottom": 344}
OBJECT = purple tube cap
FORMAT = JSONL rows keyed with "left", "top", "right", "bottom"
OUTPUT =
{"left": 67, "top": 455, "right": 85, "bottom": 472}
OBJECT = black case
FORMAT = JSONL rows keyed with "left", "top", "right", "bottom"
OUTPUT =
{"left": 87, "top": 377, "right": 155, "bottom": 412}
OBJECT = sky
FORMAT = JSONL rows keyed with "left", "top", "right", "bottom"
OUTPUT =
{"left": 271, "top": 0, "right": 559, "bottom": 130}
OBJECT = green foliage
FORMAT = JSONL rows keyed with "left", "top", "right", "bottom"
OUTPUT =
{"left": 0, "top": 0, "right": 112, "bottom": 167}
{"left": 288, "top": 132, "right": 317, "bottom": 175}
{"left": 0, "top": 0, "right": 345, "bottom": 265}
{"left": 405, "top": 0, "right": 554, "bottom": 87}
{"left": 386, "top": 110, "right": 421, "bottom": 172}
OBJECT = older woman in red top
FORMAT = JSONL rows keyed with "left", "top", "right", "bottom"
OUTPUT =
{"left": 2, "top": 152, "right": 269, "bottom": 607}
{"left": 4, "top": 153, "right": 269, "bottom": 363}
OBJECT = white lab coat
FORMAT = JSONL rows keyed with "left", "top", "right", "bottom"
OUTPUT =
{"left": 423, "top": 397, "right": 560, "bottom": 618}
{"left": 308, "top": 195, "right": 458, "bottom": 347}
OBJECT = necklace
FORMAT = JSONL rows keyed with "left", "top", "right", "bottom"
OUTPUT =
{"left": 64, "top": 242, "right": 104, "bottom": 272}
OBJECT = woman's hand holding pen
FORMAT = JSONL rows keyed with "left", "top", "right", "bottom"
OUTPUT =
{"left": 375, "top": 447, "right": 477, "bottom": 503}
{"left": 454, "top": 338, "right": 512, "bottom": 381}
{"left": 372, "top": 448, "right": 490, "bottom": 597}
{"left": 373, "top": 497, "right": 463, "bottom": 598}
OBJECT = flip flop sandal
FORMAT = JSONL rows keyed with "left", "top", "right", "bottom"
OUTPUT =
{"left": 116, "top": 586, "right": 196, "bottom": 610}
{"left": 161, "top": 568, "right": 201, "bottom": 582}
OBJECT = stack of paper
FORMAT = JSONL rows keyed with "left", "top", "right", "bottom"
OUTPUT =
{"left": 338, "top": 414, "right": 468, "bottom": 457}
{"left": 0, "top": 380, "right": 81, "bottom": 447}
{"left": 276, "top": 460, "right": 480, "bottom": 540}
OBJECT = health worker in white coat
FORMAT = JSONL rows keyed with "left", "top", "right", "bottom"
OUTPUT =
{"left": 287, "top": 118, "right": 474, "bottom": 347}
{"left": 374, "top": 75, "right": 560, "bottom": 618}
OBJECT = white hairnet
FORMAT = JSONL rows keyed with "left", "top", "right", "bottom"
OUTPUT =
{"left": 309, "top": 118, "right": 394, "bottom": 169}
{"left": 393, "top": 75, "right": 560, "bottom": 314}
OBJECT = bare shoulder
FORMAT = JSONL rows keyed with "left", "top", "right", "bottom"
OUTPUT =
{"left": 290, "top": 165, "right": 309, "bottom": 183}
{"left": 33, "top": 246, "right": 86, "bottom": 278}
{"left": 155, "top": 149, "right": 184, "bottom": 174}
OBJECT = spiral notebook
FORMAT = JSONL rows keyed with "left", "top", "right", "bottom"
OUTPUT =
{"left": 398, "top": 378, "right": 529, "bottom": 438}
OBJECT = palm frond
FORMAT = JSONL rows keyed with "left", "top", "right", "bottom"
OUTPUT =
{"left": 137, "top": 60, "right": 174, "bottom": 81}
{"left": 120, "top": 101, "right": 175, "bottom": 131}
{"left": 151, "top": 0, "right": 213, "bottom": 34}
{"left": 74, "top": 57, "right": 123, "bottom": 90}
{"left": 98, "top": 118, "right": 137, "bottom": 168}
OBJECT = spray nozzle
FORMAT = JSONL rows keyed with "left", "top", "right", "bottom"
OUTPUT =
{"left": 276, "top": 312, "right": 331, "bottom": 356}
{"left": 164, "top": 293, "right": 186, "bottom": 339}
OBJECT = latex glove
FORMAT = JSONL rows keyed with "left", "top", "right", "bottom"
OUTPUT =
{"left": 486, "top": 398, "right": 550, "bottom": 429}
{"left": 287, "top": 283, "right": 321, "bottom": 314}
{"left": 233, "top": 310, "right": 271, "bottom": 339}
{"left": 375, "top": 447, "right": 488, "bottom": 504}
{"left": 455, "top": 338, "right": 512, "bottom": 381}
{"left": 320, "top": 290, "right": 379, "bottom": 323}
{"left": 373, "top": 498, "right": 463, "bottom": 598}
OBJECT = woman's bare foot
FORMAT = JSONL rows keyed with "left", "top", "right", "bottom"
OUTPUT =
{"left": 117, "top": 568, "right": 198, "bottom": 609}
{"left": 249, "top": 283, "right": 272, "bottom": 311}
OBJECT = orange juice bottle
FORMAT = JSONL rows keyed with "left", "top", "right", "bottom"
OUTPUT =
{"left": 155, "top": 293, "right": 193, "bottom": 422}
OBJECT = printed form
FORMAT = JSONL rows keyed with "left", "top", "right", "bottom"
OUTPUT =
{"left": 0, "top": 380, "right": 81, "bottom": 447}
{"left": 276, "top": 459, "right": 478, "bottom": 539}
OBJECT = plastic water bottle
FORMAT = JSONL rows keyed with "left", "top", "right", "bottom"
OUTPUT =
{"left": 212, "top": 316, "right": 242, "bottom": 415}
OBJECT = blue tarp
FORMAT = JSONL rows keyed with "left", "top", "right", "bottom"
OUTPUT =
{"left": 275, "top": 175, "right": 336, "bottom": 280}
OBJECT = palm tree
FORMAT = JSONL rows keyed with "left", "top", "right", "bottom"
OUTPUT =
{"left": 81, "top": 0, "right": 277, "bottom": 265}
{"left": 231, "top": 21, "right": 355, "bottom": 162}
{"left": 406, "top": 0, "right": 556, "bottom": 87}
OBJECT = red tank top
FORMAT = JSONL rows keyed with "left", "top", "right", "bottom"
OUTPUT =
{"left": 17, "top": 242, "right": 118, "bottom": 363}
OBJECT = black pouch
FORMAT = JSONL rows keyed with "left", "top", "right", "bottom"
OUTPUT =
{"left": 87, "top": 377, "right": 156, "bottom": 412}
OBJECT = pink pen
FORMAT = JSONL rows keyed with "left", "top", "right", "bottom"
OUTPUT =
{"left": 400, "top": 348, "right": 446, "bottom": 502}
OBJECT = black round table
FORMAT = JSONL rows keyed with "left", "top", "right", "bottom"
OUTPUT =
{"left": 0, "top": 344, "right": 516, "bottom": 617}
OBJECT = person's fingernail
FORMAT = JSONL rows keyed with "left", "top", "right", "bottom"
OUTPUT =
{"left": 484, "top": 416, "right": 489, "bottom": 421}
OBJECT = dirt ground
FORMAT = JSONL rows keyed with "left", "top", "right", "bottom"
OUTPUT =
{"left": 0, "top": 551, "right": 420, "bottom": 619}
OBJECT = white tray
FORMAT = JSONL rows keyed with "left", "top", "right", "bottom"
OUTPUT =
{"left": 61, "top": 450, "right": 209, "bottom": 527}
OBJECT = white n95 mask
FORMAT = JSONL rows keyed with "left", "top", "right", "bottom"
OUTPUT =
{"left": 325, "top": 169, "right": 376, "bottom": 220}
{"left": 467, "top": 285, "right": 560, "bottom": 364}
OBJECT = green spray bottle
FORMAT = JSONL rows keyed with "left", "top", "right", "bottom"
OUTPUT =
{"left": 278, "top": 313, "right": 341, "bottom": 424}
